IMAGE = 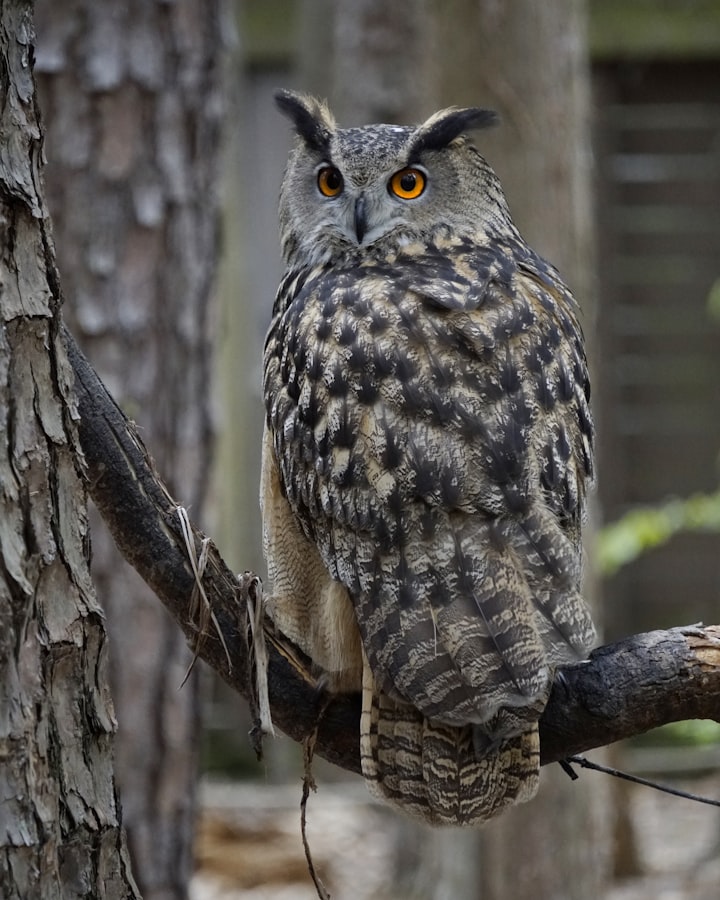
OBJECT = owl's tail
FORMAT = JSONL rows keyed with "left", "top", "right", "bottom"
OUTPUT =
{"left": 359, "top": 654, "right": 540, "bottom": 826}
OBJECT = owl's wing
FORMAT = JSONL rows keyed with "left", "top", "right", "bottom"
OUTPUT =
{"left": 264, "top": 246, "right": 595, "bottom": 743}
{"left": 261, "top": 417, "right": 542, "bottom": 826}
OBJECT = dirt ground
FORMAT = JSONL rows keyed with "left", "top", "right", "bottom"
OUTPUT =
{"left": 605, "top": 772, "right": 719, "bottom": 900}
{"left": 191, "top": 773, "right": 720, "bottom": 900}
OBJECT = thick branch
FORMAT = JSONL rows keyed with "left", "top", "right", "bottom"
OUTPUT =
{"left": 64, "top": 325, "right": 720, "bottom": 774}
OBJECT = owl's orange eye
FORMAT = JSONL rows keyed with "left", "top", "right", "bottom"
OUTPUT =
{"left": 317, "top": 166, "right": 344, "bottom": 198}
{"left": 389, "top": 167, "right": 426, "bottom": 200}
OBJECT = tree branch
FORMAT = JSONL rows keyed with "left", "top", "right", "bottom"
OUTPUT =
{"left": 63, "top": 324, "right": 720, "bottom": 775}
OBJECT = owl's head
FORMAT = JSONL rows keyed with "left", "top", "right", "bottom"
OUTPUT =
{"left": 275, "top": 90, "right": 516, "bottom": 269}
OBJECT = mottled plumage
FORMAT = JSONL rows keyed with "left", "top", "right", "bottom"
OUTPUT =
{"left": 261, "top": 90, "right": 595, "bottom": 825}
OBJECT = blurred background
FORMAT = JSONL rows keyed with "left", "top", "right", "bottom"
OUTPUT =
{"left": 34, "top": 1, "right": 720, "bottom": 898}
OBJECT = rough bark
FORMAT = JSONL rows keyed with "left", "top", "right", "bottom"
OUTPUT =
{"left": 0, "top": 2, "right": 138, "bottom": 896}
{"left": 65, "top": 328, "right": 720, "bottom": 776}
{"left": 32, "top": 4, "right": 225, "bottom": 897}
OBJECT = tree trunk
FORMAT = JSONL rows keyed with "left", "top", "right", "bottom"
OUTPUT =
{"left": 33, "top": 3, "right": 225, "bottom": 897}
{"left": 435, "top": 0, "right": 597, "bottom": 303}
{"left": 327, "top": 0, "right": 438, "bottom": 123}
{"left": 0, "top": 1, "right": 138, "bottom": 896}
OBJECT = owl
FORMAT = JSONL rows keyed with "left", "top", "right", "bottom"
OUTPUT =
{"left": 261, "top": 90, "right": 595, "bottom": 826}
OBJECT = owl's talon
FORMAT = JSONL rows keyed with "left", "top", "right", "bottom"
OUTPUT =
{"left": 553, "top": 668, "right": 570, "bottom": 696}
{"left": 313, "top": 672, "right": 331, "bottom": 699}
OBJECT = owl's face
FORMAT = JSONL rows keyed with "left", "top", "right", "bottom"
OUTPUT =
{"left": 275, "top": 91, "right": 513, "bottom": 269}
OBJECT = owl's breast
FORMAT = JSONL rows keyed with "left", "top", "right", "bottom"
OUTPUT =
{"left": 265, "top": 254, "right": 590, "bottom": 559}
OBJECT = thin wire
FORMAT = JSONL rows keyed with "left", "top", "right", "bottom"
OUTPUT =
{"left": 562, "top": 755, "right": 720, "bottom": 808}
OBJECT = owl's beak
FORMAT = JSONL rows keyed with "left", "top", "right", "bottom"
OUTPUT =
{"left": 354, "top": 194, "right": 367, "bottom": 243}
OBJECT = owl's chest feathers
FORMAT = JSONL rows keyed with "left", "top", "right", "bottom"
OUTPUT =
{"left": 264, "top": 242, "right": 592, "bottom": 546}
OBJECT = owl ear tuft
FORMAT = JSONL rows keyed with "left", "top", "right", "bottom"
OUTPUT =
{"left": 409, "top": 107, "right": 499, "bottom": 156}
{"left": 274, "top": 89, "right": 337, "bottom": 155}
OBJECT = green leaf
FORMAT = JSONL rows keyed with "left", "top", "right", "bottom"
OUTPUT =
{"left": 597, "top": 490, "right": 720, "bottom": 576}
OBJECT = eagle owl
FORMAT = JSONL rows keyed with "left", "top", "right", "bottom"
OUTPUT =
{"left": 261, "top": 90, "right": 595, "bottom": 826}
